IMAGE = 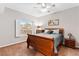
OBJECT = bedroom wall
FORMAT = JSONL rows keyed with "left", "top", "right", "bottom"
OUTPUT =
{"left": 52, "top": 6, "right": 79, "bottom": 47}
{"left": 0, "top": 7, "right": 36, "bottom": 47}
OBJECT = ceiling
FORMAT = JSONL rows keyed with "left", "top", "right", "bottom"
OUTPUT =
{"left": 0, "top": 3, "right": 79, "bottom": 17}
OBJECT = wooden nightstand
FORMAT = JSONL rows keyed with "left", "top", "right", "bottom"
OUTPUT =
{"left": 65, "top": 38, "right": 75, "bottom": 48}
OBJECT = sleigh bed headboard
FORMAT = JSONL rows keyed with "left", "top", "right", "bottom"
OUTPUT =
{"left": 45, "top": 27, "right": 64, "bottom": 35}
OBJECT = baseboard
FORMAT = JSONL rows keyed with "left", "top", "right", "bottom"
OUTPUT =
{"left": 0, "top": 40, "right": 26, "bottom": 48}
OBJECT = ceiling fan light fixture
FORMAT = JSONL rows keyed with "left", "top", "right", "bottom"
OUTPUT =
{"left": 41, "top": 3, "right": 46, "bottom": 8}
{"left": 34, "top": 3, "right": 55, "bottom": 13}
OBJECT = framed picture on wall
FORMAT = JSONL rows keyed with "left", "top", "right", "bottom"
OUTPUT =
{"left": 48, "top": 20, "right": 54, "bottom": 26}
{"left": 48, "top": 19, "right": 59, "bottom": 26}
{"left": 53, "top": 19, "right": 59, "bottom": 25}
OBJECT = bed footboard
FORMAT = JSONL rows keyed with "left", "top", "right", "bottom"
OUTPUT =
{"left": 27, "top": 34, "right": 55, "bottom": 56}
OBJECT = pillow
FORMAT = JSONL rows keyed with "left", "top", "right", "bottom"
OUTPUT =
{"left": 53, "top": 29, "right": 59, "bottom": 34}
{"left": 44, "top": 30, "right": 49, "bottom": 33}
{"left": 45, "top": 30, "right": 53, "bottom": 34}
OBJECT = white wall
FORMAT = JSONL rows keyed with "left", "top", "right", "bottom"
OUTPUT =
{"left": 53, "top": 6, "right": 79, "bottom": 42}
{"left": 53, "top": 6, "right": 79, "bottom": 47}
{"left": 0, "top": 7, "right": 36, "bottom": 47}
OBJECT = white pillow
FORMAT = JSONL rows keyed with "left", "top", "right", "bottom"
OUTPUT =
{"left": 44, "top": 30, "right": 49, "bottom": 33}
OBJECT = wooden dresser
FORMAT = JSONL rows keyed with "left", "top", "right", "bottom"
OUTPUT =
{"left": 65, "top": 38, "right": 75, "bottom": 48}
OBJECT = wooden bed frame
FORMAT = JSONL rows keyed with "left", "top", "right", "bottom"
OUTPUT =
{"left": 27, "top": 28, "right": 64, "bottom": 56}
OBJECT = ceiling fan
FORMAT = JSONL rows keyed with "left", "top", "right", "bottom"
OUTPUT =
{"left": 34, "top": 3, "right": 55, "bottom": 12}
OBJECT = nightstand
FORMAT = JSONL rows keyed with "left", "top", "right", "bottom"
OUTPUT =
{"left": 65, "top": 38, "right": 75, "bottom": 48}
